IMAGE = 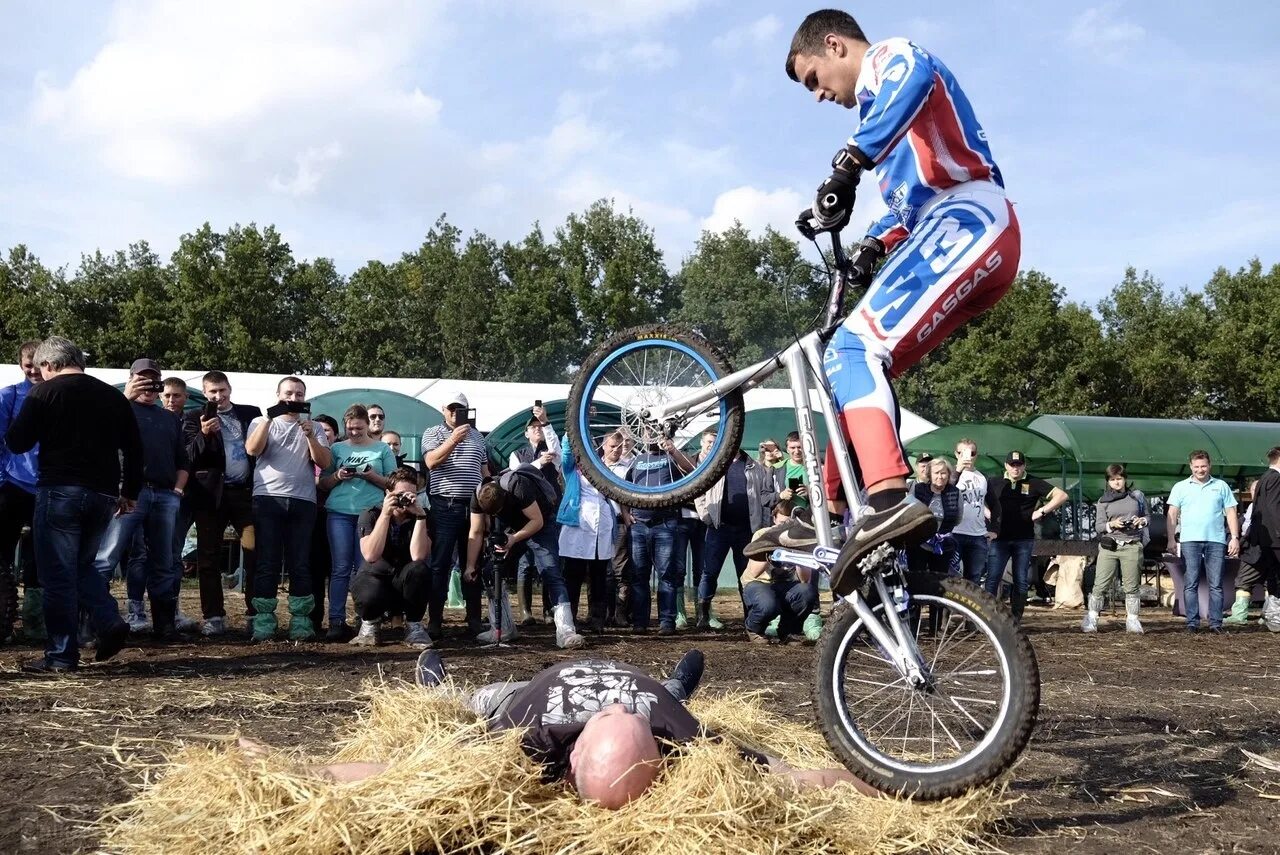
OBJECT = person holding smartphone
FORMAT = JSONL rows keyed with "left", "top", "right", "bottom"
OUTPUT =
{"left": 318, "top": 404, "right": 397, "bottom": 641}
{"left": 951, "top": 439, "right": 996, "bottom": 586}
{"left": 778, "top": 432, "right": 810, "bottom": 511}
{"left": 243, "top": 377, "right": 332, "bottom": 642}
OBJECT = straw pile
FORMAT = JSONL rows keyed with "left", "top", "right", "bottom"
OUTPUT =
{"left": 100, "top": 684, "right": 1008, "bottom": 855}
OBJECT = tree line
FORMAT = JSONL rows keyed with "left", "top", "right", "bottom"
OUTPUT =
{"left": 2, "top": 199, "right": 1277, "bottom": 425}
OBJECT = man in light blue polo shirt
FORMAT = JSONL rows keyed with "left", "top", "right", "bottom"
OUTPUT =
{"left": 1166, "top": 450, "right": 1240, "bottom": 633}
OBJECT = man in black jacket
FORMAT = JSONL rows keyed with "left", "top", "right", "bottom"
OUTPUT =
{"left": 184, "top": 370, "right": 261, "bottom": 637}
{"left": 1235, "top": 448, "right": 1280, "bottom": 630}
{"left": 7, "top": 337, "right": 142, "bottom": 673}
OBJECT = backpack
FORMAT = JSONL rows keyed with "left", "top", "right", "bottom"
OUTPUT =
{"left": 498, "top": 468, "right": 559, "bottom": 514}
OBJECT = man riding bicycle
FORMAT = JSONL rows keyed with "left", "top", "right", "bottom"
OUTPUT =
{"left": 782, "top": 9, "right": 1022, "bottom": 589}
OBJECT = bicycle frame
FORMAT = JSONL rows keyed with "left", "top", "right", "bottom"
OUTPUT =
{"left": 642, "top": 233, "right": 929, "bottom": 685}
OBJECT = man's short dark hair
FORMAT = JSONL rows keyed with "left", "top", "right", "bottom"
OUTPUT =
{"left": 785, "top": 9, "right": 868, "bottom": 82}
{"left": 701, "top": 426, "right": 718, "bottom": 438}
{"left": 277, "top": 375, "right": 305, "bottom": 392}
{"left": 18, "top": 340, "right": 40, "bottom": 361}
{"left": 1189, "top": 450, "right": 1211, "bottom": 464}
{"left": 162, "top": 377, "right": 186, "bottom": 391}
{"left": 386, "top": 466, "right": 419, "bottom": 490}
{"left": 786, "top": 431, "right": 801, "bottom": 444}
{"left": 202, "top": 370, "right": 230, "bottom": 387}
{"left": 476, "top": 480, "right": 506, "bottom": 514}
{"left": 1267, "top": 447, "right": 1280, "bottom": 465}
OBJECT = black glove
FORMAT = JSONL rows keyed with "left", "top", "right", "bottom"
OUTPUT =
{"left": 848, "top": 236, "right": 886, "bottom": 286}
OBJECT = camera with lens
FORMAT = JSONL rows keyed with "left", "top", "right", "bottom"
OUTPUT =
{"left": 391, "top": 491, "right": 416, "bottom": 508}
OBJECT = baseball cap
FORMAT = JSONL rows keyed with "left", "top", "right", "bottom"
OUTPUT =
{"left": 445, "top": 391, "right": 469, "bottom": 409}
{"left": 916, "top": 452, "right": 933, "bottom": 465}
{"left": 129, "top": 358, "right": 161, "bottom": 377}
{"left": 526, "top": 415, "right": 543, "bottom": 427}
{"left": 1005, "top": 450, "right": 1027, "bottom": 466}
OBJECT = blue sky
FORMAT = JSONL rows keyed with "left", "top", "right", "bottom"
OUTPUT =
{"left": 2, "top": 0, "right": 1278, "bottom": 304}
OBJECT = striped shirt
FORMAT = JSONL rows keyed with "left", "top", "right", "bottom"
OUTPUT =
{"left": 422, "top": 425, "right": 487, "bottom": 499}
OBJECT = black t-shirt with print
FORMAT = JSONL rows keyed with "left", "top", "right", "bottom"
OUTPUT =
{"left": 490, "top": 659, "right": 766, "bottom": 780}
{"left": 469, "top": 470, "right": 553, "bottom": 532}
{"left": 357, "top": 505, "right": 420, "bottom": 567}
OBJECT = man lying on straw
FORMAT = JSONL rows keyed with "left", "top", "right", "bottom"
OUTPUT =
{"left": 240, "top": 650, "right": 878, "bottom": 808}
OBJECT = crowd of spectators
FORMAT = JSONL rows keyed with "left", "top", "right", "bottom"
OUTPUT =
{"left": 2, "top": 336, "right": 1278, "bottom": 672}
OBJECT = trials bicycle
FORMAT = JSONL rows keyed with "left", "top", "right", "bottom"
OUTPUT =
{"left": 565, "top": 232, "right": 1040, "bottom": 799}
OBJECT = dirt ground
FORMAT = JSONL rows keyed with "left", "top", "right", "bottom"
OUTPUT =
{"left": 1, "top": 590, "right": 1278, "bottom": 855}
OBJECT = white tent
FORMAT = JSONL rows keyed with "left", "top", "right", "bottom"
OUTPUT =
{"left": 0, "top": 367, "right": 936, "bottom": 440}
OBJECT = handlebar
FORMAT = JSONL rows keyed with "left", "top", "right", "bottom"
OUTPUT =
{"left": 820, "top": 231, "right": 853, "bottom": 335}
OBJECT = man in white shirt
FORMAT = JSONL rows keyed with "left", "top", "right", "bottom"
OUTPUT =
{"left": 951, "top": 439, "right": 994, "bottom": 585}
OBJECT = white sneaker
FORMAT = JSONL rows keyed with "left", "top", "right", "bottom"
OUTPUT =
{"left": 200, "top": 616, "right": 226, "bottom": 637}
{"left": 348, "top": 619, "right": 381, "bottom": 646}
{"left": 404, "top": 621, "right": 433, "bottom": 649}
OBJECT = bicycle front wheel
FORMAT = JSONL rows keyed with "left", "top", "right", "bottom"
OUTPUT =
{"left": 566, "top": 325, "right": 745, "bottom": 508}
{"left": 813, "top": 573, "right": 1040, "bottom": 799}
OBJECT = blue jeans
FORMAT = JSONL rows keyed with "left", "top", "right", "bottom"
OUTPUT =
{"left": 94, "top": 486, "right": 180, "bottom": 605}
{"left": 701, "top": 523, "right": 751, "bottom": 602}
{"left": 630, "top": 517, "right": 680, "bottom": 629}
{"left": 34, "top": 486, "right": 124, "bottom": 668}
{"left": 742, "top": 578, "right": 818, "bottom": 636}
{"left": 953, "top": 532, "right": 990, "bottom": 585}
{"left": 1181, "top": 540, "right": 1226, "bottom": 629}
{"left": 254, "top": 496, "right": 317, "bottom": 598}
{"left": 326, "top": 512, "right": 361, "bottom": 624}
{"left": 426, "top": 498, "right": 482, "bottom": 627}
{"left": 518, "top": 523, "right": 569, "bottom": 607}
{"left": 985, "top": 538, "right": 1035, "bottom": 618}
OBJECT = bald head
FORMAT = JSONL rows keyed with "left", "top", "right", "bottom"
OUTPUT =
{"left": 568, "top": 705, "right": 662, "bottom": 809}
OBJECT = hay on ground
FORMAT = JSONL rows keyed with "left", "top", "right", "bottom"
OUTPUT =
{"left": 100, "top": 684, "right": 1008, "bottom": 855}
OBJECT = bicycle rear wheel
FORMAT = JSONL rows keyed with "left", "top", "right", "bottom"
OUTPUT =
{"left": 566, "top": 325, "right": 744, "bottom": 508}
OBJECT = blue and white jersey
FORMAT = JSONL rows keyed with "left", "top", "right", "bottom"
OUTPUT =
{"left": 850, "top": 38, "right": 1004, "bottom": 251}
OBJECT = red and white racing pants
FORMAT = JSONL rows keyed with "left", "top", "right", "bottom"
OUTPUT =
{"left": 823, "top": 181, "right": 1021, "bottom": 499}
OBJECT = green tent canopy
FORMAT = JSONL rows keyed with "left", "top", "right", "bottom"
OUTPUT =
{"left": 487, "top": 400, "right": 627, "bottom": 469}
{"left": 681, "top": 406, "right": 829, "bottom": 454}
{"left": 904, "top": 421, "right": 1074, "bottom": 481}
{"left": 307, "top": 389, "right": 443, "bottom": 464}
{"left": 1027, "top": 415, "right": 1276, "bottom": 497}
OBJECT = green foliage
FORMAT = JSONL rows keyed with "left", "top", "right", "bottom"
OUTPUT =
{"left": 1, "top": 207, "right": 1274, "bottom": 430}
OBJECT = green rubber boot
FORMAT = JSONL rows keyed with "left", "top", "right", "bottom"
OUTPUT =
{"left": 20, "top": 587, "right": 47, "bottom": 642}
{"left": 1222, "top": 590, "right": 1251, "bottom": 626}
{"left": 250, "top": 597, "right": 279, "bottom": 642}
{"left": 706, "top": 601, "right": 725, "bottom": 630}
{"left": 803, "top": 612, "right": 823, "bottom": 642}
{"left": 287, "top": 595, "right": 317, "bottom": 641}
{"left": 765, "top": 615, "right": 780, "bottom": 638}
{"left": 446, "top": 568, "right": 465, "bottom": 609}
{"left": 674, "top": 588, "right": 688, "bottom": 629}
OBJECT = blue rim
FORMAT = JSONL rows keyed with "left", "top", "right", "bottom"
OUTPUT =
{"left": 577, "top": 339, "right": 729, "bottom": 497}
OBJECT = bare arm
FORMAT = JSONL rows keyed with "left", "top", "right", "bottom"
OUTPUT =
{"left": 464, "top": 511, "right": 487, "bottom": 578}
{"left": 244, "top": 417, "right": 272, "bottom": 458}
{"left": 1165, "top": 506, "right": 1181, "bottom": 550}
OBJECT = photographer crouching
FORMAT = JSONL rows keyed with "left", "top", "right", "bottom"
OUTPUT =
{"left": 465, "top": 469, "right": 584, "bottom": 649}
{"left": 347, "top": 468, "right": 434, "bottom": 648}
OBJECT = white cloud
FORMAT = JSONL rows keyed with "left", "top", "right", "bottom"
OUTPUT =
{"left": 701, "top": 185, "right": 803, "bottom": 235}
{"left": 1066, "top": 6, "right": 1145, "bottom": 62}
{"left": 542, "top": 0, "right": 703, "bottom": 36}
{"left": 582, "top": 41, "right": 678, "bottom": 74}
{"left": 31, "top": 0, "right": 442, "bottom": 187}
{"left": 712, "top": 14, "right": 781, "bottom": 54}
{"left": 270, "top": 142, "right": 344, "bottom": 197}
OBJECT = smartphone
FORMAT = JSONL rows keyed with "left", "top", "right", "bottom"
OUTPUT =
{"left": 144, "top": 379, "right": 164, "bottom": 393}
{"left": 788, "top": 477, "right": 803, "bottom": 492}
{"left": 202, "top": 401, "right": 218, "bottom": 420}
{"left": 285, "top": 400, "right": 311, "bottom": 414}
{"left": 534, "top": 399, "right": 542, "bottom": 408}
{"left": 465, "top": 408, "right": 477, "bottom": 428}
{"left": 339, "top": 465, "right": 358, "bottom": 476}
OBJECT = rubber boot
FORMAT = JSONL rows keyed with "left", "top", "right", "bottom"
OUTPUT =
{"left": 250, "top": 596, "right": 279, "bottom": 642}
{"left": 446, "top": 567, "right": 465, "bottom": 608}
{"left": 1222, "top": 590, "right": 1251, "bottom": 626}
{"left": 517, "top": 575, "right": 536, "bottom": 625}
{"left": 151, "top": 598, "right": 179, "bottom": 642}
{"left": 1262, "top": 594, "right": 1280, "bottom": 632}
{"left": 20, "top": 587, "right": 47, "bottom": 642}
{"left": 765, "top": 615, "right": 780, "bottom": 638}
{"left": 706, "top": 601, "right": 725, "bottom": 630}
{"left": 803, "top": 612, "right": 823, "bottom": 642}
{"left": 696, "top": 599, "right": 711, "bottom": 630}
{"left": 675, "top": 588, "right": 688, "bottom": 630}
{"left": 287, "top": 595, "right": 317, "bottom": 641}
{"left": 1124, "top": 594, "right": 1144, "bottom": 634}
{"left": 1081, "top": 594, "right": 1100, "bottom": 633}
{"left": 125, "top": 599, "right": 152, "bottom": 633}
{"left": 553, "top": 602, "right": 585, "bottom": 649}
{"left": 477, "top": 583, "right": 519, "bottom": 644}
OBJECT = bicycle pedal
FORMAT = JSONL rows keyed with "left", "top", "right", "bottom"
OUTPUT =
{"left": 857, "top": 543, "right": 895, "bottom": 572}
